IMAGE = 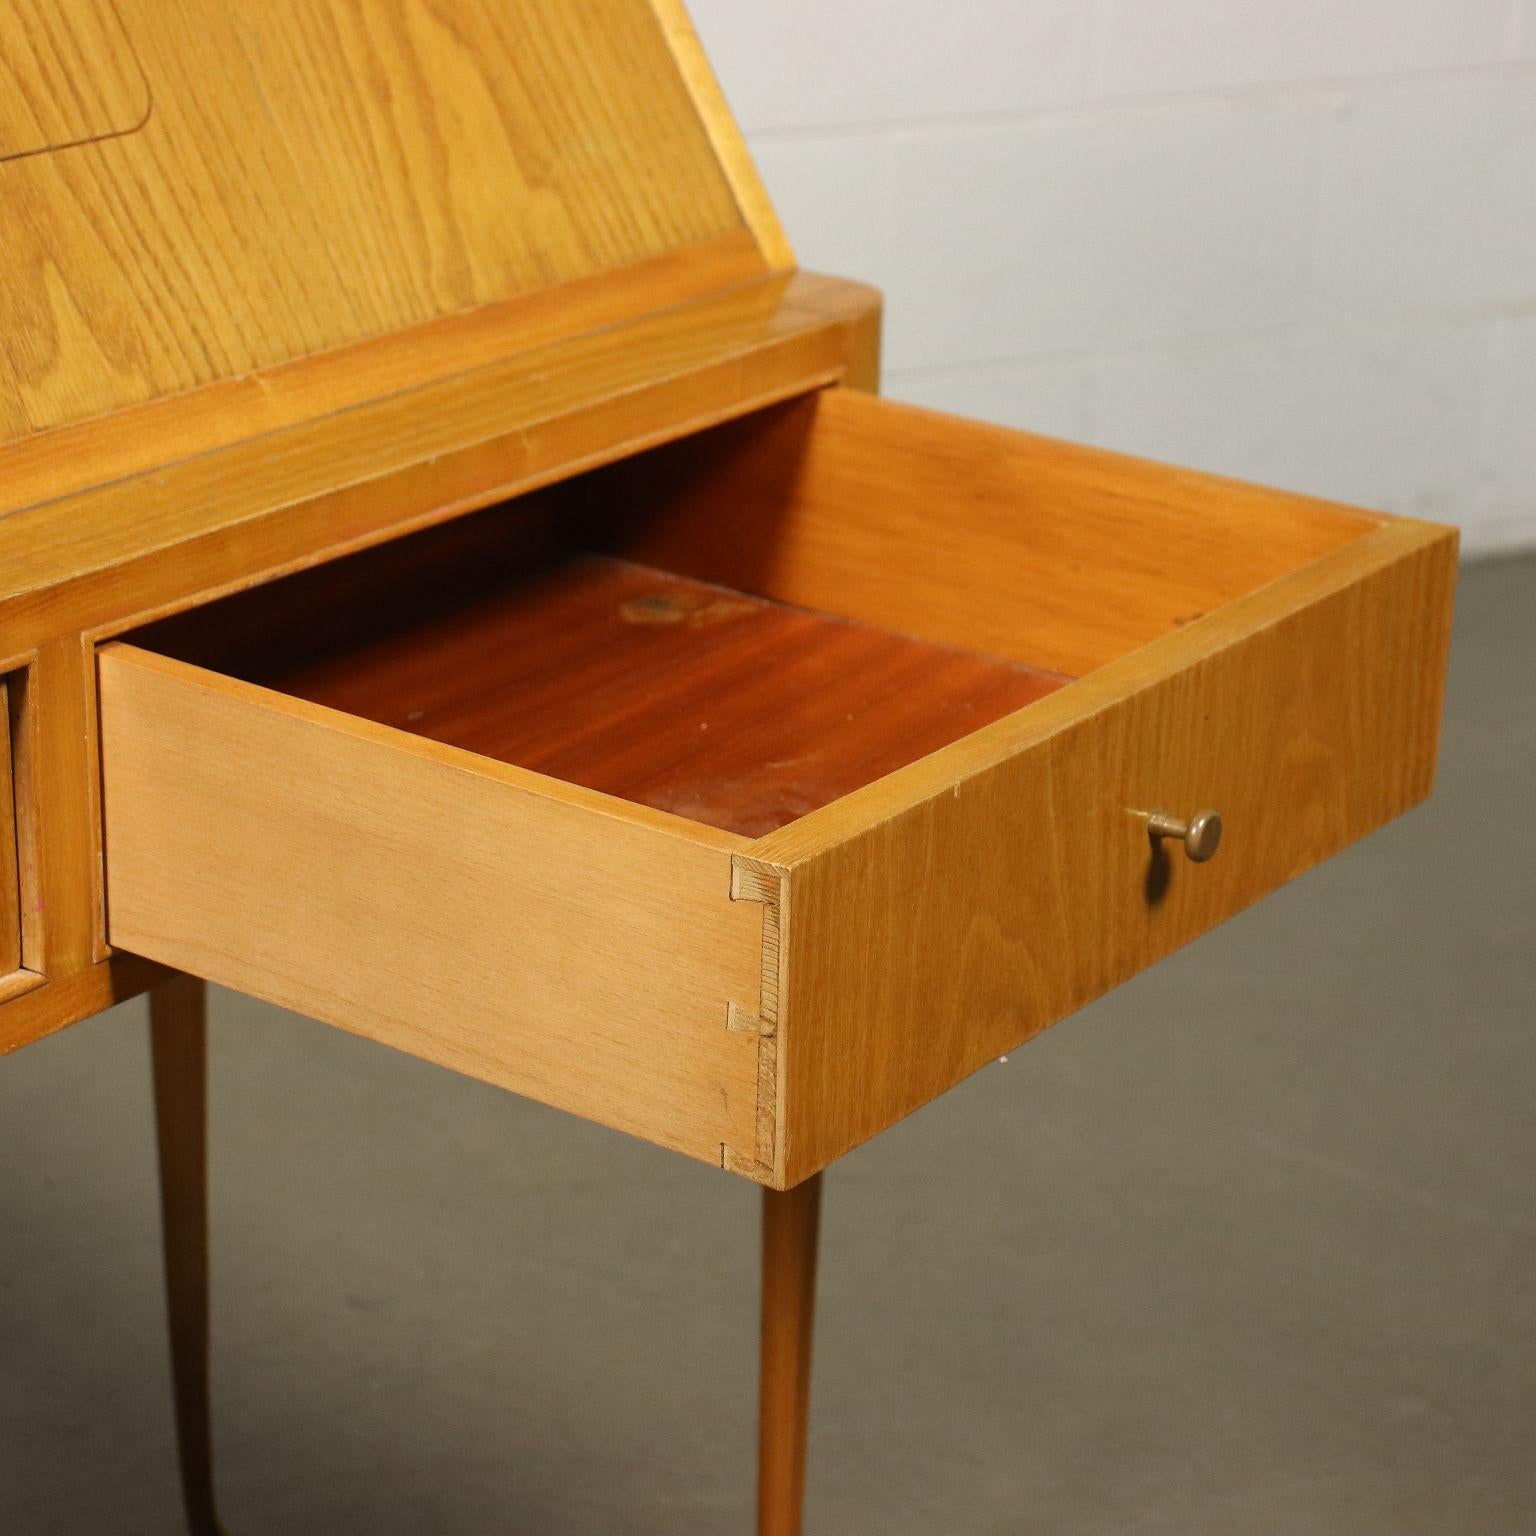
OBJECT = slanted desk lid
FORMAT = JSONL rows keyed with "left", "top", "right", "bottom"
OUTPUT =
{"left": 0, "top": 0, "right": 789, "bottom": 449}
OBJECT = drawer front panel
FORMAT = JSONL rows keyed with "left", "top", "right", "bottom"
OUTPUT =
{"left": 763, "top": 523, "right": 1457, "bottom": 1184}
{"left": 99, "top": 646, "right": 765, "bottom": 1168}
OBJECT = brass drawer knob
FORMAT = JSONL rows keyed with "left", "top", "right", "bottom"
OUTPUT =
{"left": 1147, "top": 808, "right": 1223, "bottom": 863}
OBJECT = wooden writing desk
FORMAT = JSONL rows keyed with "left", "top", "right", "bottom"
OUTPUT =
{"left": 0, "top": 3, "right": 1456, "bottom": 1531}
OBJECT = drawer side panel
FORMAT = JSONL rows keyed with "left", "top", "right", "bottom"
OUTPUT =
{"left": 770, "top": 524, "right": 1457, "bottom": 1184}
{"left": 98, "top": 647, "right": 765, "bottom": 1168}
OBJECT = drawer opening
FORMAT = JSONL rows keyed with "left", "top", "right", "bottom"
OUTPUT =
{"left": 119, "top": 386, "right": 1381, "bottom": 842}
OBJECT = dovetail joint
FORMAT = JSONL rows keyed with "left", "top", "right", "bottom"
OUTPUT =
{"left": 725, "top": 856, "right": 787, "bottom": 1183}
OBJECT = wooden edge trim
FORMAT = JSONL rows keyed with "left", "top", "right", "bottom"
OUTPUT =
{"left": 823, "top": 388, "right": 1391, "bottom": 539}
{"left": 651, "top": 0, "right": 795, "bottom": 272}
{"left": 783, "top": 271, "right": 884, "bottom": 322}
{"left": 79, "top": 632, "right": 110, "bottom": 966}
{"left": 765, "top": 272, "right": 882, "bottom": 394}
{"left": 725, "top": 855, "right": 791, "bottom": 1186}
{"left": 747, "top": 518, "right": 1460, "bottom": 870}
{"left": 0, "top": 969, "right": 45, "bottom": 1006}
{"left": 97, "top": 644, "right": 750, "bottom": 857}
{"left": 0, "top": 953, "right": 166, "bottom": 1055}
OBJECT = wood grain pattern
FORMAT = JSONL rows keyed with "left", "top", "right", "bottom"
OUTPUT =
{"left": 138, "top": 549, "right": 1064, "bottom": 839}
{"left": 99, "top": 644, "right": 769, "bottom": 1169}
{"left": 0, "top": 0, "right": 148, "bottom": 161}
{"left": 746, "top": 520, "right": 1458, "bottom": 1185}
{"left": 0, "top": 679, "right": 18, "bottom": 978}
{"left": 0, "top": 234, "right": 767, "bottom": 521}
{"left": 0, "top": 0, "right": 755, "bottom": 439}
{"left": 652, "top": 0, "right": 794, "bottom": 272}
{"left": 596, "top": 388, "right": 1380, "bottom": 678}
{"left": 24, "top": 637, "right": 103, "bottom": 973}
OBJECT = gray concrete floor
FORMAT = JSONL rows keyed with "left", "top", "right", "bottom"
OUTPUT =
{"left": 1, "top": 552, "right": 1532, "bottom": 1536}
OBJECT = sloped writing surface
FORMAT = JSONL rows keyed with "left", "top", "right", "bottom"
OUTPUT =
{"left": 0, "top": 0, "right": 763, "bottom": 442}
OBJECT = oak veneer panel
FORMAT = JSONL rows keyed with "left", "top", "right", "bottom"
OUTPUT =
{"left": 98, "top": 645, "right": 767, "bottom": 1168}
{"left": 598, "top": 388, "right": 1381, "bottom": 679}
{"left": 744, "top": 521, "right": 1458, "bottom": 1185}
{"left": 0, "top": 237, "right": 772, "bottom": 521}
{"left": 186, "top": 554, "right": 1065, "bottom": 839}
{"left": 0, "top": 0, "right": 760, "bottom": 439}
{"left": 652, "top": 0, "right": 794, "bottom": 271}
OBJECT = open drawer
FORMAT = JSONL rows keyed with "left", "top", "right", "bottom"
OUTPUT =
{"left": 97, "top": 388, "right": 1457, "bottom": 1188}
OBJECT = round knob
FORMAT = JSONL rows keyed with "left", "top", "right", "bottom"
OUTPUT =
{"left": 1146, "top": 808, "right": 1223, "bottom": 863}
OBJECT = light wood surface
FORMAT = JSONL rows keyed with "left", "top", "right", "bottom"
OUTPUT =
{"left": 0, "top": 234, "right": 767, "bottom": 521}
{"left": 759, "top": 1174, "right": 823, "bottom": 1536}
{"left": 99, "top": 645, "right": 770, "bottom": 1170}
{"left": 599, "top": 387, "right": 1380, "bottom": 678}
{"left": 0, "top": 0, "right": 762, "bottom": 440}
{"left": 653, "top": 0, "right": 795, "bottom": 272}
{"left": 24, "top": 637, "right": 104, "bottom": 974}
{"left": 149, "top": 972, "right": 223, "bottom": 1536}
{"left": 0, "top": 679, "right": 18, "bottom": 979}
{"left": 0, "top": 0, "right": 148, "bottom": 161}
{"left": 747, "top": 518, "right": 1458, "bottom": 1185}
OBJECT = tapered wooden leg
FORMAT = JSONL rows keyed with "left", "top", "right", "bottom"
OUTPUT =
{"left": 758, "top": 1172, "right": 823, "bottom": 1536}
{"left": 150, "top": 973, "right": 223, "bottom": 1536}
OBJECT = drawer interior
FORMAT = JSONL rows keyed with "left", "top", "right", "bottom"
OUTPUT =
{"left": 128, "top": 540, "right": 1065, "bottom": 840}
{"left": 124, "top": 387, "right": 1382, "bottom": 840}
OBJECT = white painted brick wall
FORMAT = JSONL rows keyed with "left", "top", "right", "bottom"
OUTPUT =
{"left": 690, "top": 0, "right": 1536, "bottom": 555}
